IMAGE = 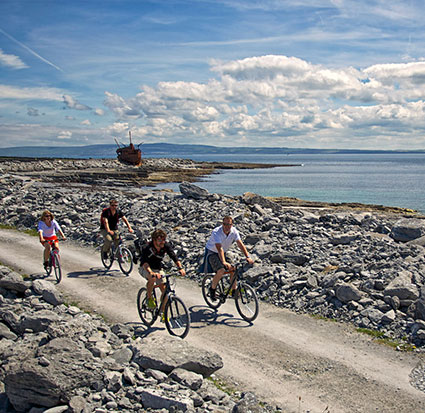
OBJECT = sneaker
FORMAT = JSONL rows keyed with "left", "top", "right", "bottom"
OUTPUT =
{"left": 147, "top": 297, "right": 156, "bottom": 310}
{"left": 43, "top": 261, "right": 49, "bottom": 269}
{"left": 102, "top": 251, "right": 108, "bottom": 260}
{"left": 160, "top": 313, "right": 169, "bottom": 323}
{"left": 209, "top": 287, "right": 216, "bottom": 300}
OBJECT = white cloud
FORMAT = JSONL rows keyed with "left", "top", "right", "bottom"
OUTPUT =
{"left": 63, "top": 94, "right": 91, "bottom": 111}
{"left": 0, "top": 85, "right": 63, "bottom": 101}
{"left": 94, "top": 108, "right": 105, "bottom": 116}
{"left": 99, "top": 55, "right": 425, "bottom": 149}
{"left": 0, "top": 48, "right": 28, "bottom": 69}
{"left": 58, "top": 130, "right": 72, "bottom": 140}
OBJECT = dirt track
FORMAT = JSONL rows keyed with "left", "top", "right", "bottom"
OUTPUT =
{"left": 1, "top": 228, "right": 424, "bottom": 413}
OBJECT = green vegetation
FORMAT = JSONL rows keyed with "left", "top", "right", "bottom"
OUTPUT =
{"left": 356, "top": 328, "right": 416, "bottom": 351}
{"left": 207, "top": 375, "right": 236, "bottom": 396}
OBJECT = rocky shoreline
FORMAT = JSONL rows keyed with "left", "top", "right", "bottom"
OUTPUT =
{"left": 1, "top": 157, "right": 425, "bottom": 411}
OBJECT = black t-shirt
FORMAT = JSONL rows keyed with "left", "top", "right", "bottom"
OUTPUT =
{"left": 100, "top": 207, "right": 124, "bottom": 230}
{"left": 140, "top": 241, "right": 178, "bottom": 271}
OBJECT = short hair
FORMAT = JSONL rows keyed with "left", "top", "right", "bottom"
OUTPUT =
{"left": 222, "top": 216, "right": 233, "bottom": 224}
{"left": 109, "top": 199, "right": 118, "bottom": 206}
{"left": 152, "top": 229, "right": 167, "bottom": 240}
{"left": 40, "top": 210, "right": 54, "bottom": 221}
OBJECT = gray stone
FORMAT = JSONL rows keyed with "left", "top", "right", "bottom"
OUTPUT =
{"left": 0, "top": 270, "right": 29, "bottom": 293}
{"left": 132, "top": 335, "right": 223, "bottom": 377}
{"left": 335, "top": 283, "right": 362, "bottom": 303}
{"left": 179, "top": 182, "right": 209, "bottom": 200}
{"left": 169, "top": 368, "right": 203, "bottom": 390}
{"left": 390, "top": 218, "right": 425, "bottom": 242}
{"left": 383, "top": 271, "right": 419, "bottom": 300}
{"left": 32, "top": 280, "right": 64, "bottom": 306}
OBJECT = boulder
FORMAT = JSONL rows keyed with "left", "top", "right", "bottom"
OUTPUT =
{"left": 179, "top": 182, "right": 209, "bottom": 200}
{"left": 390, "top": 218, "right": 425, "bottom": 242}
{"left": 335, "top": 283, "right": 363, "bottom": 303}
{"left": 132, "top": 335, "right": 223, "bottom": 377}
{"left": 383, "top": 271, "right": 419, "bottom": 300}
{"left": 0, "top": 269, "right": 29, "bottom": 293}
{"left": 4, "top": 337, "right": 104, "bottom": 411}
{"left": 32, "top": 280, "right": 64, "bottom": 306}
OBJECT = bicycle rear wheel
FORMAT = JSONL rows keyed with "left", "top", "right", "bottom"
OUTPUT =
{"left": 235, "top": 282, "right": 259, "bottom": 322}
{"left": 201, "top": 274, "right": 222, "bottom": 309}
{"left": 101, "top": 248, "right": 113, "bottom": 269}
{"left": 53, "top": 253, "right": 62, "bottom": 283}
{"left": 164, "top": 296, "right": 190, "bottom": 339}
{"left": 137, "top": 287, "right": 158, "bottom": 326}
{"left": 118, "top": 246, "right": 133, "bottom": 275}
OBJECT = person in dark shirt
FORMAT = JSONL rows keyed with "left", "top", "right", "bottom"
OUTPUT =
{"left": 100, "top": 199, "right": 133, "bottom": 259}
{"left": 139, "top": 229, "right": 185, "bottom": 318}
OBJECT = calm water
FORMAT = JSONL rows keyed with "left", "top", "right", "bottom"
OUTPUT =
{"left": 153, "top": 153, "right": 425, "bottom": 213}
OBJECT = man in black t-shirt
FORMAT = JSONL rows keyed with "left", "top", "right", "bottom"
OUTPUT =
{"left": 100, "top": 199, "right": 133, "bottom": 258}
{"left": 139, "top": 229, "right": 185, "bottom": 318}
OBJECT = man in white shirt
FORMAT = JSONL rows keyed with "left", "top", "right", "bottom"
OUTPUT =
{"left": 205, "top": 215, "right": 253, "bottom": 299}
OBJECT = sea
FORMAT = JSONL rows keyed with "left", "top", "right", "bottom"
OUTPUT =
{"left": 152, "top": 153, "right": 425, "bottom": 214}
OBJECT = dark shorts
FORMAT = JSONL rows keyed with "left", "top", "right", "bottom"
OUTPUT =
{"left": 208, "top": 252, "right": 227, "bottom": 272}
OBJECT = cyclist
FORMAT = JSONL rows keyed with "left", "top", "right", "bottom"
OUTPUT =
{"left": 204, "top": 216, "right": 253, "bottom": 299}
{"left": 139, "top": 229, "right": 185, "bottom": 321}
{"left": 100, "top": 199, "right": 133, "bottom": 259}
{"left": 37, "top": 210, "right": 66, "bottom": 269}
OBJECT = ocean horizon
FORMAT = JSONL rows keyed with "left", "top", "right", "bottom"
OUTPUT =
{"left": 0, "top": 145, "right": 424, "bottom": 214}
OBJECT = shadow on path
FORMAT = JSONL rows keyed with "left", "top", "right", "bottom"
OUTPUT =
{"left": 67, "top": 267, "right": 126, "bottom": 279}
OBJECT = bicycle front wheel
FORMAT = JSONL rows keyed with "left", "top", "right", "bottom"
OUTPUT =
{"left": 137, "top": 287, "right": 157, "bottom": 326}
{"left": 201, "top": 274, "right": 222, "bottom": 309}
{"left": 53, "top": 253, "right": 62, "bottom": 283}
{"left": 45, "top": 257, "right": 52, "bottom": 276}
{"left": 118, "top": 246, "right": 133, "bottom": 275}
{"left": 164, "top": 296, "right": 190, "bottom": 339}
{"left": 235, "top": 282, "right": 259, "bottom": 322}
{"left": 101, "top": 248, "right": 113, "bottom": 269}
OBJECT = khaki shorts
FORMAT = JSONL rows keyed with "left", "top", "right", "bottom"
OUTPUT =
{"left": 138, "top": 267, "right": 165, "bottom": 284}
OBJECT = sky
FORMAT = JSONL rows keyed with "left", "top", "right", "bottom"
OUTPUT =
{"left": 1, "top": 0, "right": 425, "bottom": 150}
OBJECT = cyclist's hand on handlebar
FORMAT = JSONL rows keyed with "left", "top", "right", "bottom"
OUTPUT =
{"left": 178, "top": 268, "right": 186, "bottom": 277}
{"left": 246, "top": 257, "right": 254, "bottom": 265}
{"left": 108, "top": 230, "right": 115, "bottom": 235}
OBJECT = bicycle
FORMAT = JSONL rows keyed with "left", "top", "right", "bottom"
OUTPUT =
{"left": 137, "top": 273, "right": 190, "bottom": 339}
{"left": 101, "top": 235, "right": 134, "bottom": 276}
{"left": 44, "top": 239, "right": 62, "bottom": 283}
{"left": 201, "top": 262, "right": 259, "bottom": 322}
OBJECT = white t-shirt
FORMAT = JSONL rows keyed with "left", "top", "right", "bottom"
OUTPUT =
{"left": 206, "top": 225, "right": 241, "bottom": 253}
{"left": 37, "top": 219, "right": 61, "bottom": 238}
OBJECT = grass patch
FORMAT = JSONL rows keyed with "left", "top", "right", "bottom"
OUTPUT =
{"left": 24, "top": 228, "right": 39, "bottom": 237}
{"left": 0, "top": 224, "right": 15, "bottom": 230}
{"left": 309, "top": 313, "right": 338, "bottom": 322}
{"left": 356, "top": 328, "right": 416, "bottom": 351}
{"left": 207, "top": 375, "right": 237, "bottom": 397}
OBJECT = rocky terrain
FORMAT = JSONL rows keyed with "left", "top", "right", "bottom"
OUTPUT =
{"left": 0, "top": 266, "right": 268, "bottom": 412}
{"left": 1, "top": 157, "right": 425, "bottom": 411}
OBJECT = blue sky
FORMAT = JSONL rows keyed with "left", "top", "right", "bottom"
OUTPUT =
{"left": 1, "top": 0, "right": 425, "bottom": 150}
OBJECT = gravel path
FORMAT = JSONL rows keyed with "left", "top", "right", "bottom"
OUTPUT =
{"left": 1, "top": 228, "right": 424, "bottom": 413}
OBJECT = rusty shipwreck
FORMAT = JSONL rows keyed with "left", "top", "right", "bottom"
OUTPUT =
{"left": 115, "top": 132, "right": 142, "bottom": 166}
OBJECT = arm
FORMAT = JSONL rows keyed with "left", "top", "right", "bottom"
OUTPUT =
{"left": 236, "top": 240, "right": 254, "bottom": 265}
{"left": 38, "top": 229, "right": 45, "bottom": 244}
{"left": 175, "top": 260, "right": 186, "bottom": 276}
{"left": 142, "top": 262, "right": 162, "bottom": 279}
{"left": 102, "top": 216, "right": 113, "bottom": 235}
{"left": 122, "top": 216, "right": 134, "bottom": 233}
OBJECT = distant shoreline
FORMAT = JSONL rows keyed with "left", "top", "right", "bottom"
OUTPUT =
{"left": 0, "top": 156, "right": 421, "bottom": 217}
